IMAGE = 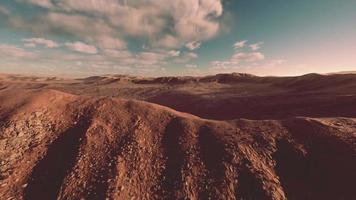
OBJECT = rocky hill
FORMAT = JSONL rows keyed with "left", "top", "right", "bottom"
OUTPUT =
{"left": 0, "top": 89, "right": 355, "bottom": 200}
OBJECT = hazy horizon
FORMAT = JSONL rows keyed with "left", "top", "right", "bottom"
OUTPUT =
{"left": 0, "top": 0, "right": 355, "bottom": 77}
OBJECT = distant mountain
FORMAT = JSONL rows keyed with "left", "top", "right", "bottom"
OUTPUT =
{"left": 327, "top": 71, "right": 356, "bottom": 75}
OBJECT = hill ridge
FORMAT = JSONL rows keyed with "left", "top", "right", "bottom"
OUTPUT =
{"left": 0, "top": 89, "right": 355, "bottom": 200}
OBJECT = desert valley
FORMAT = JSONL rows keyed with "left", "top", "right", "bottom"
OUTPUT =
{"left": 1, "top": 0, "right": 356, "bottom": 199}
{"left": 0, "top": 73, "right": 355, "bottom": 200}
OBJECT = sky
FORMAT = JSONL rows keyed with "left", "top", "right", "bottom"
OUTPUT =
{"left": 0, "top": 0, "right": 355, "bottom": 77}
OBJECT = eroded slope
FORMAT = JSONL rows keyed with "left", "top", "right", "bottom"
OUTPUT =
{"left": 0, "top": 89, "right": 355, "bottom": 200}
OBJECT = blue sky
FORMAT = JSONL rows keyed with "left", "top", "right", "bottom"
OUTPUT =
{"left": 0, "top": 0, "right": 355, "bottom": 77}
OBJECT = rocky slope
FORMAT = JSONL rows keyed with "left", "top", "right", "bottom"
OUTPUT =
{"left": 0, "top": 89, "right": 355, "bottom": 200}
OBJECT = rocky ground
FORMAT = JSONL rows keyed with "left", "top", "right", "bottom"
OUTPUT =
{"left": 0, "top": 73, "right": 355, "bottom": 200}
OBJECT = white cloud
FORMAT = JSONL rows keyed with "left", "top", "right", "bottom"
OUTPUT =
{"left": 210, "top": 47, "right": 265, "bottom": 72}
{"left": 187, "top": 52, "right": 198, "bottom": 59}
{"left": 137, "top": 51, "right": 167, "bottom": 65}
{"left": 65, "top": 41, "right": 98, "bottom": 54}
{"left": 156, "top": 35, "right": 181, "bottom": 49}
{"left": 93, "top": 36, "right": 126, "bottom": 50}
{"left": 9, "top": 13, "right": 118, "bottom": 47}
{"left": 212, "top": 39, "right": 266, "bottom": 71}
{"left": 185, "top": 64, "right": 198, "bottom": 68}
{"left": 17, "top": 0, "right": 224, "bottom": 49}
{"left": 185, "top": 41, "right": 201, "bottom": 50}
{"left": 22, "top": 38, "right": 59, "bottom": 48}
{"left": 174, "top": 52, "right": 198, "bottom": 63}
{"left": 234, "top": 40, "right": 247, "bottom": 49}
{"left": 168, "top": 50, "right": 181, "bottom": 57}
{"left": 104, "top": 49, "right": 132, "bottom": 59}
{"left": 0, "top": 44, "right": 37, "bottom": 58}
{"left": 231, "top": 52, "right": 265, "bottom": 63}
{"left": 5, "top": 0, "right": 229, "bottom": 75}
{"left": 0, "top": 46, "right": 173, "bottom": 76}
{"left": 102, "top": 49, "right": 173, "bottom": 67}
{"left": 249, "top": 42, "right": 263, "bottom": 51}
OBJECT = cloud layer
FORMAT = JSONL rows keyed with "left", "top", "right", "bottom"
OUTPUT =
{"left": 0, "top": 44, "right": 37, "bottom": 58}
{"left": 23, "top": 38, "right": 59, "bottom": 48}
{"left": 65, "top": 42, "right": 98, "bottom": 54}
{"left": 210, "top": 40, "right": 285, "bottom": 75}
{"left": 13, "top": 0, "right": 223, "bottom": 50}
{"left": 0, "top": 0, "right": 227, "bottom": 75}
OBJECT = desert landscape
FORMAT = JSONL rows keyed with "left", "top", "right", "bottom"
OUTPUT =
{"left": 0, "top": 73, "right": 355, "bottom": 200}
{"left": 1, "top": 0, "right": 356, "bottom": 199}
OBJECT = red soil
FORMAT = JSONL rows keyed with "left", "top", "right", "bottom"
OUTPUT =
{"left": 0, "top": 88, "right": 355, "bottom": 200}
